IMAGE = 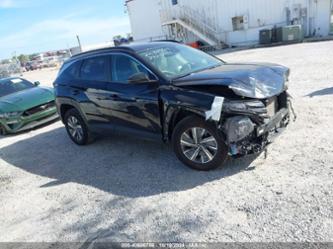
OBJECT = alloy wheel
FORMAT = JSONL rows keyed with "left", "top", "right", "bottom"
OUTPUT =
{"left": 67, "top": 116, "right": 83, "bottom": 142}
{"left": 180, "top": 127, "right": 218, "bottom": 164}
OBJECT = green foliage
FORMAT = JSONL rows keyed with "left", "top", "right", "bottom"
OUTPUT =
{"left": 0, "top": 59, "right": 10, "bottom": 64}
{"left": 29, "top": 53, "right": 39, "bottom": 61}
{"left": 17, "top": 54, "right": 29, "bottom": 64}
{"left": 113, "top": 35, "right": 122, "bottom": 40}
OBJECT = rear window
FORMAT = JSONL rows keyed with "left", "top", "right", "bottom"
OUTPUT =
{"left": 80, "top": 56, "right": 108, "bottom": 82}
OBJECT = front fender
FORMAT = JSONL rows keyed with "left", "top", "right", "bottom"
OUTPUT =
{"left": 160, "top": 87, "right": 222, "bottom": 141}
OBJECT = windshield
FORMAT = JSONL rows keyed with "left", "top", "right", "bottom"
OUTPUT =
{"left": 0, "top": 78, "right": 34, "bottom": 98}
{"left": 138, "top": 43, "right": 223, "bottom": 79}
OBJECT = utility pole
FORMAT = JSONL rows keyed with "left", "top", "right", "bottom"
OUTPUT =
{"left": 12, "top": 51, "right": 17, "bottom": 60}
{"left": 76, "top": 35, "right": 82, "bottom": 52}
{"left": 66, "top": 43, "right": 72, "bottom": 57}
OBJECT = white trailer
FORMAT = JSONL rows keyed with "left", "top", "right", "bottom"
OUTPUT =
{"left": 126, "top": 0, "right": 333, "bottom": 46}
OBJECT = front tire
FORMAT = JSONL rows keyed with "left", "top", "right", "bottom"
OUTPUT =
{"left": 172, "top": 116, "right": 228, "bottom": 171}
{"left": 64, "top": 108, "right": 91, "bottom": 145}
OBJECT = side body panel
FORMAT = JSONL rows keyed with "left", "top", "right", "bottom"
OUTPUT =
{"left": 160, "top": 86, "right": 217, "bottom": 141}
{"left": 54, "top": 57, "right": 117, "bottom": 125}
{"left": 105, "top": 82, "right": 161, "bottom": 134}
{"left": 55, "top": 51, "right": 164, "bottom": 139}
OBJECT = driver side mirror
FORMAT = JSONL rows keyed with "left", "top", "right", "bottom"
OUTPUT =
{"left": 34, "top": 81, "right": 41, "bottom": 86}
{"left": 128, "top": 72, "right": 157, "bottom": 84}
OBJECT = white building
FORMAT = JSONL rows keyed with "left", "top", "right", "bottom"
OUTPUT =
{"left": 126, "top": 0, "right": 333, "bottom": 46}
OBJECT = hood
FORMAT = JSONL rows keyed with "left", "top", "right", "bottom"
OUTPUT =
{"left": 172, "top": 63, "right": 289, "bottom": 99}
{"left": 0, "top": 87, "right": 55, "bottom": 113}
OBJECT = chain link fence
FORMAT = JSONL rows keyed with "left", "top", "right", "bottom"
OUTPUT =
{"left": 0, "top": 60, "right": 22, "bottom": 79}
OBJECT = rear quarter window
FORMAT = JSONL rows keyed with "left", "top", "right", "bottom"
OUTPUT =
{"left": 56, "top": 60, "right": 81, "bottom": 83}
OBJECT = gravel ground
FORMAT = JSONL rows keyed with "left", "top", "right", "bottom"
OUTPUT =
{"left": 0, "top": 41, "right": 332, "bottom": 242}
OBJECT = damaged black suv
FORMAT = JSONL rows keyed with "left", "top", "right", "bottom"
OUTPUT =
{"left": 54, "top": 42, "right": 293, "bottom": 171}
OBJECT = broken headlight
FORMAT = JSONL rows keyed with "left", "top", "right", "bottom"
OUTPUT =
{"left": 223, "top": 102, "right": 247, "bottom": 112}
{"left": 223, "top": 100, "right": 265, "bottom": 113}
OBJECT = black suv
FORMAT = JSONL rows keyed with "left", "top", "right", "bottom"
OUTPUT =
{"left": 54, "top": 42, "right": 292, "bottom": 171}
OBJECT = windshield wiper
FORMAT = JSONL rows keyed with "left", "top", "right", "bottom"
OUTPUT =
{"left": 173, "top": 64, "right": 222, "bottom": 80}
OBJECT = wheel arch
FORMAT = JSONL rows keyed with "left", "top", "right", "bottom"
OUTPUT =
{"left": 164, "top": 106, "right": 229, "bottom": 144}
{"left": 164, "top": 106, "right": 206, "bottom": 142}
{"left": 57, "top": 98, "right": 87, "bottom": 124}
{"left": 60, "top": 104, "right": 75, "bottom": 120}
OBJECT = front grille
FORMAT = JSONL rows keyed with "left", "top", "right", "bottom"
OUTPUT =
{"left": 23, "top": 101, "right": 55, "bottom": 116}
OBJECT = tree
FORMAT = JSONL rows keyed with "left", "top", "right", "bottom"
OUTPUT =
{"left": 0, "top": 59, "right": 10, "bottom": 65}
{"left": 113, "top": 35, "right": 122, "bottom": 40}
{"left": 28, "top": 53, "right": 39, "bottom": 61}
{"left": 17, "top": 54, "right": 29, "bottom": 65}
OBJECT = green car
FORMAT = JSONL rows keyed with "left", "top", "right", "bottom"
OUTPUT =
{"left": 0, "top": 77, "right": 58, "bottom": 135}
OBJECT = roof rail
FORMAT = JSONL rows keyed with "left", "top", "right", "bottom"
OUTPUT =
{"left": 70, "top": 46, "right": 132, "bottom": 59}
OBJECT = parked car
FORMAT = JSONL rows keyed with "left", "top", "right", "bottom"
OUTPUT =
{"left": 25, "top": 61, "right": 41, "bottom": 71}
{"left": 54, "top": 42, "right": 292, "bottom": 170}
{"left": 0, "top": 77, "right": 58, "bottom": 135}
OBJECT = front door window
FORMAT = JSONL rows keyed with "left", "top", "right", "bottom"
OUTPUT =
{"left": 111, "top": 54, "right": 152, "bottom": 83}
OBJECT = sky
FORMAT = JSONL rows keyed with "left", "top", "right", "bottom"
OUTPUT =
{"left": 0, "top": 0, "right": 131, "bottom": 59}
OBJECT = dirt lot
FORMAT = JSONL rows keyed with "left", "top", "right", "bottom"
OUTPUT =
{"left": 0, "top": 41, "right": 332, "bottom": 242}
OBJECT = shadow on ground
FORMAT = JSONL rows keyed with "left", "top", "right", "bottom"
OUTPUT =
{"left": 307, "top": 87, "right": 333, "bottom": 98}
{"left": 1, "top": 127, "right": 259, "bottom": 197}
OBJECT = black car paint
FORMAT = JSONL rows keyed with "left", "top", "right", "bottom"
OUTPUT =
{"left": 173, "top": 63, "right": 287, "bottom": 87}
{"left": 54, "top": 42, "right": 290, "bottom": 155}
{"left": 173, "top": 63, "right": 289, "bottom": 99}
{"left": 55, "top": 46, "right": 211, "bottom": 137}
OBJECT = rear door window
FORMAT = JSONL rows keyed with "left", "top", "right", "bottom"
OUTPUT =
{"left": 80, "top": 56, "right": 109, "bottom": 82}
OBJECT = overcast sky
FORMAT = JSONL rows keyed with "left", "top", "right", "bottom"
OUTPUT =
{"left": 0, "top": 0, "right": 131, "bottom": 59}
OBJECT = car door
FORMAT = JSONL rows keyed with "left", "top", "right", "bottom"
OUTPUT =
{"left": 106, "top": 53, "right": 161, "bottom": 134}
{"left": 74, "top": 55, "right": 115, "bottom": 124}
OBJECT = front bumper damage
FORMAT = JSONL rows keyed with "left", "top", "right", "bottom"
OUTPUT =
{"left": 220, "top": 93, "right": 295, "bottom": 156}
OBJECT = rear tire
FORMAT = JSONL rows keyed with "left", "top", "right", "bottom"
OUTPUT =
{"left": 64, "top": 108, "right": 91, "bottom": 145}
{"left": 172, "top": 116, "right": 228, "bottom": 171}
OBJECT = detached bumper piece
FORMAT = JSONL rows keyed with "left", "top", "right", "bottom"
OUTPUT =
{"left": 256, "top": 108, "right": 289, "bottom": 136}
{"left": 224, "top": 107, "right": 290, "bottom": 156}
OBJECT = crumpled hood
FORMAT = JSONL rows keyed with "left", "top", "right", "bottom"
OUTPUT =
{"left": 172, "top": 63, "right": 289, "bottom": 99}
{"left": 0, "top": 87, "right": 55, "bottom": 113}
